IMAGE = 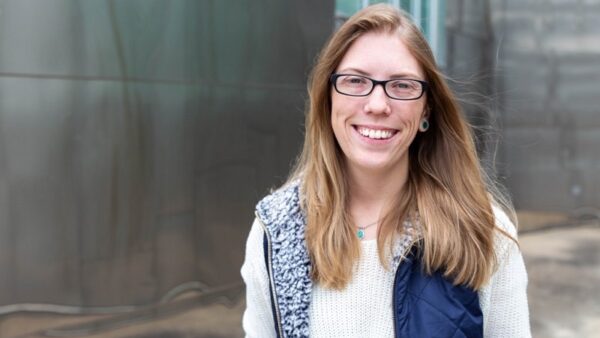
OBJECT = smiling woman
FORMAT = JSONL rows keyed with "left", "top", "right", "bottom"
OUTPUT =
{"left": 241, "top": 4, "right": 531, "bottom": 338}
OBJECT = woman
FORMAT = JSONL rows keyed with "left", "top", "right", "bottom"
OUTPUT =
{"left": 241, "top": 4, "right": 530, "bottom": 338}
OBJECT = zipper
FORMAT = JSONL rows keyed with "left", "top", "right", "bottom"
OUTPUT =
{"left": 392, "top": 262, "right": 401, "bottom": 338}
{"left": 255, "top": 212, "right": 285, "bottom": 338}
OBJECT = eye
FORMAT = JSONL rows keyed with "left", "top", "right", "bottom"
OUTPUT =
{"left": 340, "top": 75, "right": 368, "bottom": 86}
{"left": 389, "top": 80, "right": 415, "bottom": 90}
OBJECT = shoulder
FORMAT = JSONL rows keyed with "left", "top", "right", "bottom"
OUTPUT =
{"left": 241, "top": 218, "right": 267, "bottom": 280}
{"left": 492, "top": 205, "right": 518, "bottom": 238}
{"left": 480, "top": 206, "right": 531, "bottom": 337}
{"left": 256, "top": 179, "right": 301, "bottom": 209}
{"left": 246, "top": 218, "right": 266, "bottom": 253}
{"left": 255, "top": 179, "right": 304, "bottom": 230}
{"left": 490, "top": 205, "right": 519, "bottom": 258}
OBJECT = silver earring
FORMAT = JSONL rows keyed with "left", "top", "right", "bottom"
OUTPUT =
{"left": 419, "top": 118, "right": 430, "bottom": 132}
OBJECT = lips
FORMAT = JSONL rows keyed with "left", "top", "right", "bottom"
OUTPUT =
{"left": 354, "top": 125, "right": 398, "bottom": 140}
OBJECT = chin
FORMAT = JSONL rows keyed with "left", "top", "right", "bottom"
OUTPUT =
{"left": 352, "top": 159, "right": 395, "bottom": 171}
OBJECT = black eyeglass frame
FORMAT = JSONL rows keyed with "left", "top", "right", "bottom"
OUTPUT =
{"left": 329, "top": 73, "right": 429, "bottom": 101}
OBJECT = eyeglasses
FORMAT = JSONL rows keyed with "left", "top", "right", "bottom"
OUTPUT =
{"left": 330, "top": 74, "right": 428, "bottom": 100}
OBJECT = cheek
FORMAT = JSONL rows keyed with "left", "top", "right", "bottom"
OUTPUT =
{"left": 330, "top": 94, "right": 344, "bottom": 117}
{"left": 400, "top": 102, "right": 426, "bottom": 124}
{"left": 330, "top": 96, "right": 349, "bottom": 132}
{"left": 330, "top": 107, "right": 345, "bottom": 145}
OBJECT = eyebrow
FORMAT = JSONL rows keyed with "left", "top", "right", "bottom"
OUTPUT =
{"left": 337, "top": 67, "right": 423, "bottom": 80}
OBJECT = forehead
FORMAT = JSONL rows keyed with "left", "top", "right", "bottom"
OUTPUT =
{"left": 336, "top": 30, "right": 423, "bottom": 79}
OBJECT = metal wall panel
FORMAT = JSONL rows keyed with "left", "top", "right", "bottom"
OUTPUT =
{"left": 0, "top": 0, "right": 334, "bottom": 313}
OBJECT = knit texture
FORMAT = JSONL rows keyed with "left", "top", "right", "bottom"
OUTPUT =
{"left": 255, "top": 182, "right": 312, "bottom": 337}
{"left": 242, "top": 186, "right": 530, "bottom": 338}
{"left": 479, "top": 207, "right": 531, "bottom": 337}
{"left": 308, "top": 239, "right": 395, "bottom": 337}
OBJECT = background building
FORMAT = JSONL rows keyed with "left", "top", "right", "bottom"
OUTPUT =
{"left": 0, "top": 1, "right": 333, "bottom": 336}
{"left": 492, "top": 0, "right": 600, "bottom": 213}
{"left": 0, "top": 0, "right": 598, "bottom": 336}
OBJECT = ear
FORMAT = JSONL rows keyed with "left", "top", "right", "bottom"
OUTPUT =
{"left": 423, "top": 105, "right": 431, "bottom": 119}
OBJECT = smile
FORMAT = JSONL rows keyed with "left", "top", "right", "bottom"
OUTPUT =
{"left": 354, "top": 125, "right": 398, "bottom": 140}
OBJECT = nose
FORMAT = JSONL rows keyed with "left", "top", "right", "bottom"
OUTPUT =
{"left": 364, "top": 84, "right": 391, "bottom": 115}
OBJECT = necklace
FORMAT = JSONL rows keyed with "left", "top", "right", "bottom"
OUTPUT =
{"left": 357, "top": 220, "right": 378, "bottom": 240}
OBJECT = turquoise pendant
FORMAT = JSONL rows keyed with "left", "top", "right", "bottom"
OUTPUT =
{"left": 357, "top": 229, "right": 365, "bottom": 240}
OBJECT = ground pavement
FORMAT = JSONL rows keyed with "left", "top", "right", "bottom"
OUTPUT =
{"left": 521, "top": 220, "right": 600, "bottom": 338}
{"left": 1, "top": 217, "right": 598, "bottom": 337}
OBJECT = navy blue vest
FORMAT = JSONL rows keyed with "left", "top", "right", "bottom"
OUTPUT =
{"left": 391, "top": 245, "right": 483, "bottom": 338}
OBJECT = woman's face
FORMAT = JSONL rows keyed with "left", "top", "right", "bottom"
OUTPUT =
{"left": 331, "top": 31, "right": 427, "bottom": 174}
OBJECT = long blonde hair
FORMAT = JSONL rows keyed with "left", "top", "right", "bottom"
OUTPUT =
{"left": 288, "top": 4, "right": 516, "bottom": 290}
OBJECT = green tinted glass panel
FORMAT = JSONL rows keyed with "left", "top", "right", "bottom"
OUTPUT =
{"left": 401, "top": 0, "right": 411, "bottom": 11}
{"left": 336, "top": 0, "right": 361, "bottom": 17}
{"left": 420, "top": 0, "right": 429, "bottom": 36}
{"left": 335, "top": 0, "right": 444, "bottom": 64}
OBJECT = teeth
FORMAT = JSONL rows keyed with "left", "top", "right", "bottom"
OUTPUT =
{"left": 357, "top": 127, "right": 394, "bottom": 139}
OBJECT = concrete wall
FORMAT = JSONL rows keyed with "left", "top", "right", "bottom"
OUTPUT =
{"left": 491, "top": 0, "right": 600, "bottom": 213}
{"left": 445, "top": 1, "right": 499, "bottom": 176}
{"left": 447, "top": 0, "right": 600, "bottom": 214}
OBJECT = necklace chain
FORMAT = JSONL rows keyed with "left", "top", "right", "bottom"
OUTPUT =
{"left": 357, "top": 220, "right": 378, "bottom": 240}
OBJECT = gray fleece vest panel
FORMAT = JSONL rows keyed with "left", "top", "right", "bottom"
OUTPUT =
{"left": 256, "top": 182, "right": 311, "bottom": 338}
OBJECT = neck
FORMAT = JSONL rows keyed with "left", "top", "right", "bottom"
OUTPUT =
{"left": 346, "top": 159, "right": 409, "bottom": 220}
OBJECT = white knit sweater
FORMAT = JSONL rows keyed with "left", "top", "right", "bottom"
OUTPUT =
{"left": 241, "top": 208, "right": 531, "bottom": 337}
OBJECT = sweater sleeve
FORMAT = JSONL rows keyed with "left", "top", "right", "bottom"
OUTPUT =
{"left": 479, "top": 207, "right": 532, "bottom": 338}
{"left": 240, "top": 218, "right": 276, "bottom": 338}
